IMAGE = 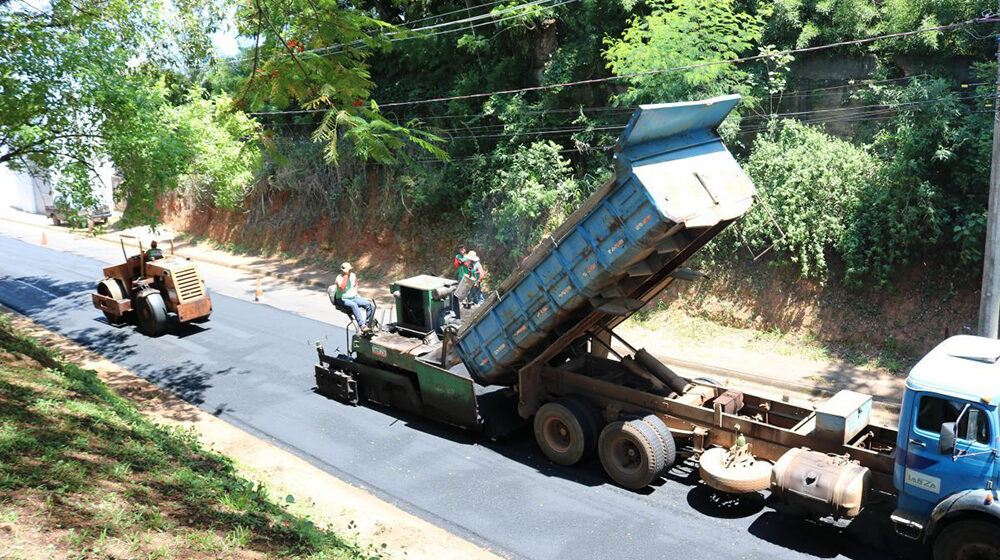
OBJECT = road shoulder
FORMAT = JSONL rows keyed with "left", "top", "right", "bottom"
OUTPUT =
{"left": 1, "top": 306, "right": 502, "bottom": 560}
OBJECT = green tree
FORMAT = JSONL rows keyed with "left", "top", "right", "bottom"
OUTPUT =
{"left": 0, "top": 0, "right": 245, "bottom": 224}
{"left": 603, "top": 0, "right": 769, "bottom": 106}
{"left": 236, "top": 0, "right": 447, "bottom": 164}
{"left": 479, "top": 141, "right": 581, "bottom": 260}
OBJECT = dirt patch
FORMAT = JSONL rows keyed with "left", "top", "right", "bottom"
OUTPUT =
{"left": 163, "top": 186, "right": 461, "bottom": 283}
{"left": 1, "top": 309, "right": 501, "bottom": 560}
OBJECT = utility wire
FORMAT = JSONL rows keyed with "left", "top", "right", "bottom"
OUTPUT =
{"left": 225, "top": 0, "right": 566, "bottom": 64}
{"left": 399, "top": 0, "right": 511, "bottom": 28}
{"left": 246, "top": 15, "right": 999, "bottom": 115}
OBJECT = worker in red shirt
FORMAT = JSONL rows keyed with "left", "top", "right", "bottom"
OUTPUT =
{"left": 466, "top": 251, "right": 486, "bottom": 305}
{"left": 329, "top": 262, "right": 375, "bottom": 332}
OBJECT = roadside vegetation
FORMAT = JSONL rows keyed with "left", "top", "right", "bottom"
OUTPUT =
{"left": 0, "top": 313, "right": 381, "bottom": 560}
{"left": 2, "top": 0, "right": 995, "bottom": 362}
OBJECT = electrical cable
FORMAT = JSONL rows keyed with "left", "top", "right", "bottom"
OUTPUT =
{"left": 245, "top": 15, "right": 999, "bottom": 115}
{"left": 226, "top": 0, "right": 568, "bottom": 64}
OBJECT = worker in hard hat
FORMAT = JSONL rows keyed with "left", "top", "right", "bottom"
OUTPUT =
{"left": 330, "top": 262, "right": 375, "bottom": 332}
{"left": 466, "top": 251, "right": 486, "bottom": 305}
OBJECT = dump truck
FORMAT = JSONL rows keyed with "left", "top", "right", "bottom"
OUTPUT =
{"left": 313, "top": 95, "right": 1000, "bottom": 559}
{"left": 91, "top": 235, "right": 212, "bottom": 336}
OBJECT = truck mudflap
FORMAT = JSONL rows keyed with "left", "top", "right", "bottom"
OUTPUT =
{"left": 91, "top": 293, "right": 132, "bottom": 316}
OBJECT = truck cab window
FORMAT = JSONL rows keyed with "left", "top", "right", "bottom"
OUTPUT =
{"left": 916, "top": 395, "right": 990, "bottom": 445}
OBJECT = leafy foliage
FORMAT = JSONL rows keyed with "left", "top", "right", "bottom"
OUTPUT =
{"left": 742, "top": 120, "right": 882, "bottom": 279}
{"left": 603, "top": 0, "right": 768, "bottom": 106}
{"left": 480, "top": 141, "right": 582, "bottom": 255}
{"left": 236, "top": 0, "right": 447, "bottom": 164}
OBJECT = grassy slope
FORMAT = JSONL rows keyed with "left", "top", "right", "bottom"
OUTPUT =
{"left": 0, "top": 314, "right": 380, "bottom": 560}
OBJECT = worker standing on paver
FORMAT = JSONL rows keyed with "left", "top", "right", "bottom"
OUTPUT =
{"left": 466, "top": 251, "right": 485, "bottom": 305}
{"left": 453, "top": 244, "right": 470, "bottom": 280}
{"left": 145, "top": 240, "right": 163, "bottom": 261}
{"left": 330, "top": 262, "right": 375, "bottom": 332}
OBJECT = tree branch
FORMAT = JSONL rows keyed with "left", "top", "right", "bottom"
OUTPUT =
{"left": 254, "top": 0, "right": 313, "bottom": 89}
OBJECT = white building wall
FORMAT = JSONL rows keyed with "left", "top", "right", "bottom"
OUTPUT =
{"left": 0, "top": 161, "right": 115, "bottom": 214}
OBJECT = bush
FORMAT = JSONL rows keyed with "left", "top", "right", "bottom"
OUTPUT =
{"left": 478, "top": 141, "right": 582, "bottom": 262}
{"left": 742, "top": 120, "right": 882, "bottom": 279}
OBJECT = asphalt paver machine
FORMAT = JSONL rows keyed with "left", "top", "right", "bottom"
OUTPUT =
{"left": 92, "top": 235, "right": 212, "bottom": 336}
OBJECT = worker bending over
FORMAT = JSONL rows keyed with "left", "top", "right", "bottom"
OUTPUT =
{"left": 466, "top": 251, "right": 485, "bottom": 305}
{"left": 330, "top": 262, "right": 375, "bottom": 332}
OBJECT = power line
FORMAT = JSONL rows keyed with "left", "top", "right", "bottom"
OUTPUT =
{"left": 308, "top": 0, "right": 579, "bottom": 58}
{"left": 376, "top": 15, "right": 999, "bottom": 108}
{"left": 226, "top": 0, "right": 568, "bottom": 64}
{"left": 246, "top": 15, "right": 998, "bottom": 116}
{"left": 398, "top": 0, "right": 512, "bottom": 28}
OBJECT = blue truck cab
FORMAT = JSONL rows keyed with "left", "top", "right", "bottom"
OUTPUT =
{"left": 892, "top": 335, "right": 1000, "bottom": 558}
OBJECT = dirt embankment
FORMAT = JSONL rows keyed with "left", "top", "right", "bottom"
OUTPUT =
{"left": 163, "top": 183, "right": 461, "bottom": 282}
{"left": 654, "top": 256, "right": 979, "bottom": 363}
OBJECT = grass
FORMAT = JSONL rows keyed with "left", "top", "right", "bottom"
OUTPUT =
{"left": 626, "top": 302, "right": 866, "bottom": 366}
{"left": 625, "top": 301, "right": 913, "bottom": 374}
{"left": 0, "top": 313, "right": 384, "bottom": 559}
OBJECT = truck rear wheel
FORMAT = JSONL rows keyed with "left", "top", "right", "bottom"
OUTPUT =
{"left": 640, "top": 414, "right": 677, "bottom": 473}
{"left": 598, "top": 420, "right": 665, "bottom": 489}
{"left": 136, "top": 292, "right": 168, "bottom": 337}
{"left": 534, "top": 398, "right": 598, "bottom": 466}
{"left": 97, "top": 279, "right": 128, "bottom": 325}
{"left": 933, "top": 519, "right": 1000, "bottom": 560}
{"left": 698, "top": 447, "right": 772, "bottom": 494}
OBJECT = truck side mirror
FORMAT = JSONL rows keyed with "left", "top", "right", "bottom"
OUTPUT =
{"left": 940, "top": 422, "right": 957, "bottom": 456}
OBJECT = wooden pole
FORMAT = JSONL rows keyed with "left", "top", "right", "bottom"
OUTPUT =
{"left": 978, "top": 32, "right": 1000, "bottom": 338}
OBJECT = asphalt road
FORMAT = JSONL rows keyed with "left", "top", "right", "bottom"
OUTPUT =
{"left": 0, "top": 233, "right": 918, "bottom": 560}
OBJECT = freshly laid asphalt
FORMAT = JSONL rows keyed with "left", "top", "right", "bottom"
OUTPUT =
{"left": 0, "top": 234, "right": 918, "bottom": 560}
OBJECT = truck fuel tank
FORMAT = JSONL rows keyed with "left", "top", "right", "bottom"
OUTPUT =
{"left": 771, "top": 448, "right": 870, "bottom": 519}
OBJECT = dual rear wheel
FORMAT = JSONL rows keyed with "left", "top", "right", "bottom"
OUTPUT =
{"left": 533, "top": 398, "right": 676, "bottom": 490}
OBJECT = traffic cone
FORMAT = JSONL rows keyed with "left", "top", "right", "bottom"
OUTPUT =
{"left": 254, "top": 278, "right": 263, "bottom": 302}
{"left": 40, "top": 232, "right": 47, "bottom": 246}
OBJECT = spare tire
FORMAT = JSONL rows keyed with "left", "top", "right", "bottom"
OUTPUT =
{"left": 699, "top": 447, "right": 772, "bottom": 494}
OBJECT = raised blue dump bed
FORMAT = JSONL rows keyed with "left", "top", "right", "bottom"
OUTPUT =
{"left": 456, "top": 95, "right": 757, "bottom": 386}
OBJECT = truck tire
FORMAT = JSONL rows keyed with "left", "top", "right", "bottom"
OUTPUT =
{"left": 640, "top": 414, "right": 677, "bottom": 472}
{"left": 598, "top": 420, "right": 665, "bottom": 489}
{"left": 560, "top": 395, "right": 603, "bottom": 446}
{"left": 136, "top": 292, "right": 168, "bottom": 337}
{"left": 97, "top": 279, "right": 128, "bottom": 325}
{"left": 933, "top": 519, "right": 1000, "bottom": 560}
{"left": 698, "top": 447, "right": 772, "bottom": 494}
{"left": 534, "top": 399, "right": 597, "bottom": 466}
